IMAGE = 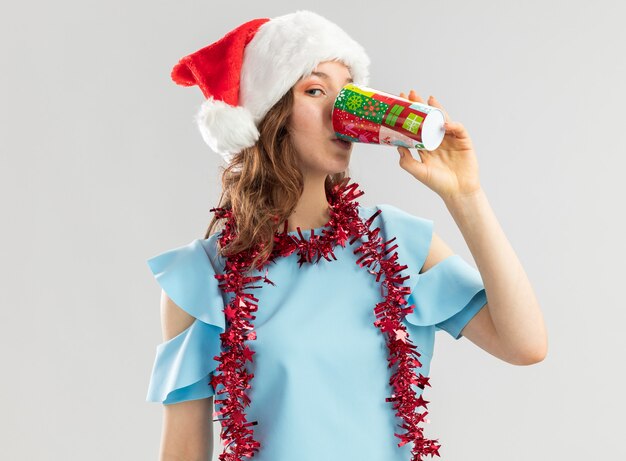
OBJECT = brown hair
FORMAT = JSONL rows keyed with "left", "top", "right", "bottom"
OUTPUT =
{"left": 204, "top": 86, "right": 349, "bottom": 273}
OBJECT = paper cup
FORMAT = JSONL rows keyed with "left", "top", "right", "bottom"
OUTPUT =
{"left": 332, "top": 83, "right": 446, "bottom": 151}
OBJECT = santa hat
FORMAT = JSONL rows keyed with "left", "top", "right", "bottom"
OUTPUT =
{"left": 171, "top": 10, "right": 371, "bottom": 163}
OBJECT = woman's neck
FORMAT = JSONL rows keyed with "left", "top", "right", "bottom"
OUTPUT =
{"left": 283, "top": 176, "right": 331, "bottom": 232}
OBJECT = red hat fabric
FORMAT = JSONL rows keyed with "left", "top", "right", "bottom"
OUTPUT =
{"left": 170, "top": 10, "right": 371, "bottom": 163}
{"left": 171, "top": 18, "right": 269, "bottom": 106}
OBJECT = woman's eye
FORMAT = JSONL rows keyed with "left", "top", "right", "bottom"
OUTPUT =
{"left": 305, "top": 88, "right": 325, "bottom": 96}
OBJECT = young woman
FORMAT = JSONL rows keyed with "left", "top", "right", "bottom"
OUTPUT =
{"left": 145, "top": 10, "right": 547, "bottom": 461}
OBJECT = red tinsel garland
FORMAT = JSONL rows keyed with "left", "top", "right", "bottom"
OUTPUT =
{"left": 208, "top": 177, "right": 441, "bottom": 461}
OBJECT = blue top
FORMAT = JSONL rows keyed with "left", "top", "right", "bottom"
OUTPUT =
{"left": 145, "top": 203, "right": 488, "bottom": 461}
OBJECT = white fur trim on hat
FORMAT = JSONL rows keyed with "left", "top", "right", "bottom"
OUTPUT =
{"left": 240, "top": 10, "right": 371, "bottom": 124}
{"left": 195, "top": 96, "right": 260, "bottom": 160}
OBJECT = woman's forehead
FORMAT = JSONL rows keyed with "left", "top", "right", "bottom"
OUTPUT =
{"left": 299, "top": 63, "right": 353, "bottom": 84}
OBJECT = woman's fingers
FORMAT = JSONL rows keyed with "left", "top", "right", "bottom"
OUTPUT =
{"left": 427, "top": 95, "right": 451, "bottom": 123}
{"left": 409, "top": 89, "right": 425, "bottom": 104}
{"left": 399, "top": 90, "right": 426, "bottom": 104}
{"left": 400, "top": 90, "right": 452, "bottom": 127}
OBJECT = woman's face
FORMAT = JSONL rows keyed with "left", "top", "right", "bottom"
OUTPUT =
{"left": 288, "top": 60, "right": 354, "bottom": 179}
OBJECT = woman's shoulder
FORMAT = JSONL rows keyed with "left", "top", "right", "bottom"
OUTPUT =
{"left": 147, "top": 233, "right": 225, "bottom": 281}
{"left": 358, "top": 203, "right": 434, "bottom": 230}
{"left": 198, "top": 232, "right": 226, "bottom": 274}
{"left": 357, "top": 202, "right": 434, "bottom": 275}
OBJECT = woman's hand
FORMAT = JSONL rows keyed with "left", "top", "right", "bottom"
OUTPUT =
{"left": 396, "top": 89, "right": 482, "bottom": 202}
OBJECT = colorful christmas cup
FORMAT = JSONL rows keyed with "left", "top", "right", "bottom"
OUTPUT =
{"left": 332, "top": 83, "right": 446, "bottom": 151}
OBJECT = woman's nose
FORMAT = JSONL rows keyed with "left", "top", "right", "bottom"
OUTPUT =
{"left": 327, "top": 93, "right": 337, "bottom": 121}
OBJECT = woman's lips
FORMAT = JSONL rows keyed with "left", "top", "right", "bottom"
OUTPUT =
{"left": 331, "top": 138, "right": 352, "bottom": 150}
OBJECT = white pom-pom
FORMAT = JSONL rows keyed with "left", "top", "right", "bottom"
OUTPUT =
{"left": 194, "top": 97, "right": 260, "bottom": 159}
